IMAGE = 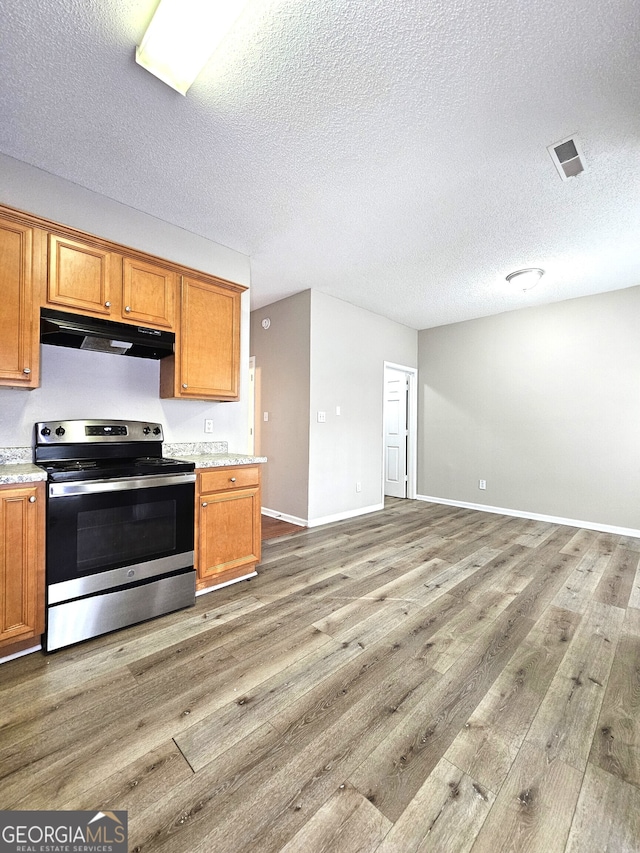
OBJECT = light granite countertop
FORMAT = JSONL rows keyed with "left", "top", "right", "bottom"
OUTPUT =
{"left": 164, "top": 441, "right": 266, "bottom": 468}
{"left": 0, "top": 442, "right": 266, "bottom": 485}
{"left": 177, "top": 453, "right": 267, "bottom": 468}
{"left": 0, "top": 448, "right": 46, "bottom": 485}
{"left": 0, "top": 463, "right": 48, "bottom": 486}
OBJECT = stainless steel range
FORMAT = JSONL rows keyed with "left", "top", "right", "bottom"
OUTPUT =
{"left": 34, "top": 419, "right": 196, "bottom": 652}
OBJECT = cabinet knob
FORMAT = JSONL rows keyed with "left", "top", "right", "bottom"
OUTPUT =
{"left": 230, "top": 477, "right": 236, "bottom": 482}
{"left": 182, "top": 383, "right": 188, "bottom": 389}
{"left": 125, "top": 306, "right": 131, "bottom": 313}
{"left": 23, "top": 367, "right": 31, "bottom": 375}
{"left": 104, "top": 301, "right": 111, "bottom": 308}
{"left": 201, "top": 501, "right": 208, "bottom": 507}
{"left": 29, "top": 495, "right": 36, "bottom": 503}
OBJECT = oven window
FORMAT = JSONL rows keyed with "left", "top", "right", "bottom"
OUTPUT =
{"left": 77, "top": 500, "right": 177, "bottom": 572}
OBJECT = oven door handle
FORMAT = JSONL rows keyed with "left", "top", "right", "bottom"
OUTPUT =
{"left": 48, "top": 472, "right": 196, "bottom": 497}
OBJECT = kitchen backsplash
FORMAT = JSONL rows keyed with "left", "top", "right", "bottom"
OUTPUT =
{"left": 164, "top": 441, "right": 228, "bottom": 456}
{"left": 0, "top": 447, "right": 32, "bottom": 464}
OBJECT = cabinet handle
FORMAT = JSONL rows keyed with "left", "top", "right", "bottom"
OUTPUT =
{"left": 125, "top": 306, "right": 131, "bottom": 313}
{"left": 182, "top": 383, "right": 188, "bottom": 389}
{"left": 230, "top": 477, "right": 236, "bottom": 482}
{"left": 105, "top": 301, "right": 111, "bottom": 308}
{"left": 29, "top": 495, "right": 36, "bottom": 503}
{"left": 23, "top": 367, "right": 31, "bottom": 375}
{"left": 201, "top": 501, "right": 208, "bottom": 507}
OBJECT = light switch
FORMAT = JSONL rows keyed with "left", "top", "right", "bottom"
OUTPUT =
{"left": 263, "top": 412, "right": 269, "bottom": 422}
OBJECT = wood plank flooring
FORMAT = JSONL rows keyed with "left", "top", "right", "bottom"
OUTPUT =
{"left": 262, "top": 515, "right": 306, "bottom": 540}
{"left": 1, "top": 498, "right": 639, "bottom": 852}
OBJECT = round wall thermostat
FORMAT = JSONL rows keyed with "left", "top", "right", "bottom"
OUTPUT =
{"left": 261, "top": 318, "right": 271, "bottom": 329}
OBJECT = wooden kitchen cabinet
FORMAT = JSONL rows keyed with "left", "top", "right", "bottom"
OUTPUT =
{"left": 195, "top": 466, "right": 262, "bottom": 592}
{"left": 122, "top": 256, "right": 176, "bottom": 329}
{"left": 160, "top": 276, "right": 242, "bottom": 401}
{"left": 47, "top": 233, "right": 117, "bottom": 317}
{"left": 47, "top": 233, "right": 177, "bottom": 329}
{"left": 0, "top": 483, "right": 45, "bottom": 653}
{"left": 0, "top": 214, "right": 43, "bottom": 389}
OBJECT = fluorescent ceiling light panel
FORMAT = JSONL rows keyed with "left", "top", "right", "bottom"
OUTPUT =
{"left": 136, "top": 0, "right": 250, "bottom": 95}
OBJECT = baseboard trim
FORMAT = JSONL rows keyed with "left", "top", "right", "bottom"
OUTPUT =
{"left": 196, "top": 571, "right": 258, "bottom": 596}
{"left": 261, "top": 507, "right": 307, "bottom": 527}
{"left": 262, "top": 503, "right": 386, "bottom": 529}
{"left": 306, "top": 503, "right": 385, "bottom": 528}
{"left": 415, "top": 494, "right": 640, "bottom": 539}
{"left": 0, "top": 643, "right": 42, "bottom": 664}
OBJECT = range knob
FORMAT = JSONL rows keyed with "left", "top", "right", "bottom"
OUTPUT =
{"left": 40, "top": 427, "right": 51, "bottom": 437}
{"left": 55, "top": 426, "right": 66, "bottom": 436}
{"left": 142, "top": 426, "right": 151, "bottom": 435}
{"left": 153, "top": 427, "right": 161, "bottom": 435}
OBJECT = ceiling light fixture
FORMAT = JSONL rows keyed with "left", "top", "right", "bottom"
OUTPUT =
{"left": 136, "top": 0, "right": 250, "bottom": 95}
{"left": 505, "top": 268, "right": 544, "bottom": 291}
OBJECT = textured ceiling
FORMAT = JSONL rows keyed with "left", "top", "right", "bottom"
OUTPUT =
{"left": 1, "top": 0, "right": 639, "bottom": 329}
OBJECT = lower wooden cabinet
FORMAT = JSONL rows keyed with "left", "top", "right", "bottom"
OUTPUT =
{"left": 0, "top": 483, "right": 45, "bottom": 653}
{"left": 195, "top": 466, "right": 262, "bottom": 592}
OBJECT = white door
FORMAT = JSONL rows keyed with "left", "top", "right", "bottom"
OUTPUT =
{"left": 384, "top": 368, "right": 409, "bottom": 497}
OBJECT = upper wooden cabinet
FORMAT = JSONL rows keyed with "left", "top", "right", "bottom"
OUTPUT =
{"left": 0, "top": 213, "right": 43, "bottom": 389}
{"left": 161, "top": 276, "right": 242, "bottom": 401}
{"left": 0, "top": 204, "right": 246, "bottom": 398}
{"left": 47, "top": 234, "right": 115, "bottom": 316}
{"left": 122, "top": 257, "right": 175, "bottom": 329}
{"left": 0, "top": 482, "right": 45, "bottom": 652}
{"left": 47, "top": 234, "right": 177, "bottom": 329}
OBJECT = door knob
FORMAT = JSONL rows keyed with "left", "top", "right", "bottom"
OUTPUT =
{"left": 23, "top": 367, "right": 31, "bottom": 375}
{"left": 201, "top": 501, "right": 208, "bottom": 507}
{"left": 29, "top": 496, "right": 36, "bottom": 503}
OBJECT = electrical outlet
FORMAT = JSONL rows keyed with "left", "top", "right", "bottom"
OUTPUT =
{"left": 263, "top": 412, "right": 269, "bottom": 422}
{"left": 204, "top": 419, "right": 214, "bottom": 434}
{"left": 479, "top": 479, "right": 487, "bottom": 490}
{"left": 317, "top": 411, "right": 326, "bottom": 423}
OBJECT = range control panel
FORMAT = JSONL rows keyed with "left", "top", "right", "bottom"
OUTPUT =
{"left": 35, "top": 420, "right": 164, "bottom": 444}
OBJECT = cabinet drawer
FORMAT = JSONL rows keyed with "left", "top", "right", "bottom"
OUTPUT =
{"left": 199, "top": 466, "right": 260, "bottom": 493}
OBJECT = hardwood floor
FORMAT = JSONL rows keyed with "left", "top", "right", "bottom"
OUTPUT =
{"left": 1, "top": 498, "right": 639, "bottom": 852}
{"left": 262, "top": 515, "right": 306, "bottom": 540}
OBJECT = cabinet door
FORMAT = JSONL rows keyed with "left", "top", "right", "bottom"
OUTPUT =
{"left": 0, "top": 484, "right": 45, "bottom": 647}
{"left": 122, "top": 257, "right": 176, "bottom": 329}
{"left": 0, "top": 217, "right": 41, "bottom": 388}
{"left": 175, "top": 277, "right": 241, "bottom": 400}
{"left": 198, "top": 487, "right": 261, "bottom": 584}
{"left": 48, "top": 234, "right": 115, "bottom": 316}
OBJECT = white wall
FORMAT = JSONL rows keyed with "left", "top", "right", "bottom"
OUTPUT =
{"left": 250, "top": 290, "right": 417, "bottom": 525}
{"left": 0, "top": 154, "right": 252, "bottom": 450}
{"left": 417, "top": 286, "right": 640, "bottom": 532}
{"left": 308, "top": 291, "right": 417, "bottom": 524}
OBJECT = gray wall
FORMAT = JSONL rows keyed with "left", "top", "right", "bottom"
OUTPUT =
{"left": 250, "top": 291, "right": 311, "bottom": 520}
{"left": 418, "top": 286, "right": 640, "bottom": 531}
{"left": 0, "top": 154, "right": 252, "bottom": 450}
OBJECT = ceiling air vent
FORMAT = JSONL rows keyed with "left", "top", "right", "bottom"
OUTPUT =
{"left": 547, "top": 135, "right": 585, "bottom": 180}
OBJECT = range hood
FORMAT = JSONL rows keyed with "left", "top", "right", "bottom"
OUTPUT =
{"left": 40, "top": 308, "right": 175, "bottom": 359}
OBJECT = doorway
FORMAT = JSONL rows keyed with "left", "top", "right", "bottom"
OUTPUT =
{"left": 383, "top": 363, "right": 417, "bottom": 499}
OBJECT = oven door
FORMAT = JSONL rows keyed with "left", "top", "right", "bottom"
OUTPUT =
{"left": 47, "top": 474, "right": 195, "bottom": 596}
